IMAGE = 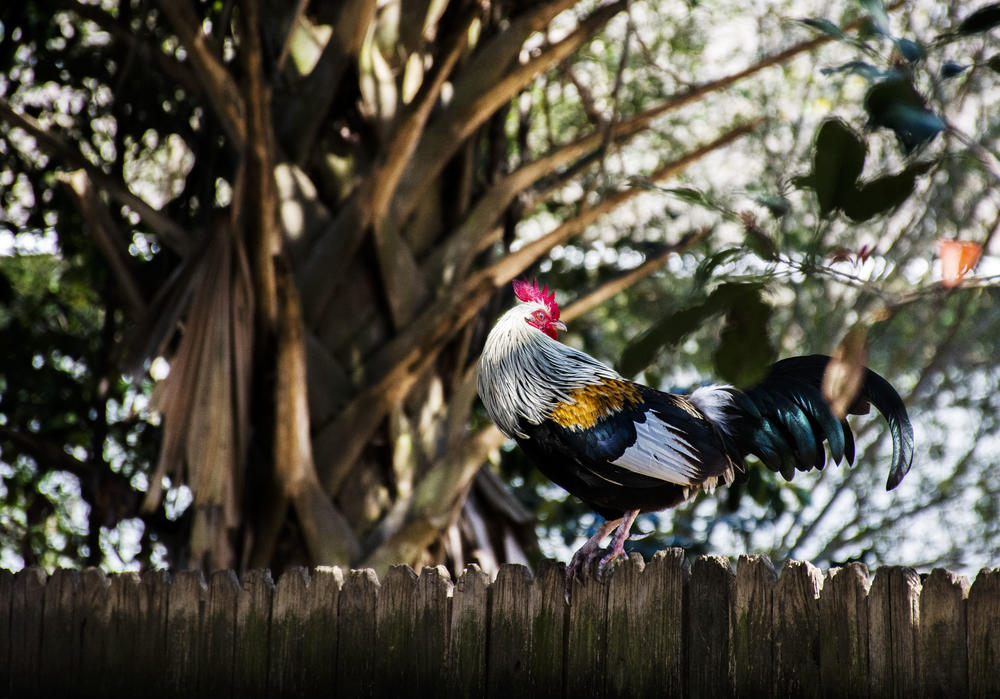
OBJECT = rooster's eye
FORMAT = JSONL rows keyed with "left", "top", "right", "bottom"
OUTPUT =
{"left": 534, "top": 311, "right": 545, "bottom": 321}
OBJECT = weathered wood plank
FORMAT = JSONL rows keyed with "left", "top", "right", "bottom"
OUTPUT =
{"left": 301, "top": 566, "right": 343, "bottom": 695}
{"left": 414, "top": 566, "right": 452, "bottom": 696}
{"left": 234, "top": 568, "right": 275, "bottom": 698}
{"left": 39, "top": 568, "right": 80, "bottom": 696}
{"left": 967, "top": 567, "right": 1000, "bottom": 699}
{"left": 918, "top": 568, "right": 968, "bottom": 698}
{"left": 566, "top": 561, "right": 610, "bottom": 699}
{"left": 687, "top": 555, "right": 735, "bottom": 699}
{"left": 605, "top": 550, "right": 687, "bottom": 697}
{"left": 108, "top": 573, "right": 144, "bottom": 696}
{"left": 733, "top": 555, "right": 776, "bottom": 697}
{"left": 270, "top": 566, "right": 313, "bottom": 697}
{"left": 336, "top": 568, "right": 379, "bottom": 698}
{"left": 164, "top": 569, "right": 207, "bottom": 696}
{"left": 773, "top": 559, "right": 822, "bottom": 697}
{"left": 9, "top": 566, "right": 46, "bottom": 697}
{"left": 487, "top": 563, "right": 534, "bottom": 698}
{"left": 527, "top": 558, "right": 566, "bottom": 699}
{"left": 649, "top": 548, "right": 689, "bottom": 696}
{"left": 818, "top": 563, "right": 869, "bottom": 699}
{"left": 605, "top": 554, "right": 648, "bottom": 698}
{"left": 201, "top": 570, "right": 239, "bottom": 696}
{"left": 0, "top": 568, "right": 13, "bottom": 695}
{"left": 375, "top": 565, "right": 420, "bottom": 698}
{"left": 868, "top": 566, "right": 920, "bottom": 699}
{"left": 138, "top": 570, "right": 171, "bottom": 699}
{"left": 446, "top": 564, "right": 489, "bottom": 698}
{"left": 77, "top": 567, "right": 111, "bottom": 697}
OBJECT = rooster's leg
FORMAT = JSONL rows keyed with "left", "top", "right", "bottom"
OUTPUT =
{"left": 565, "top": 517, "right": 620, "bottom": 598}
{"left": 596, "top": 509, "right": 640, "bottom": 580}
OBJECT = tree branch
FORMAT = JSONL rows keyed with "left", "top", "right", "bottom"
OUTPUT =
{"left": 156, "top": 0, "right": 246, "bottom": 147}
{"left": 278, "top": 0, "right": 378, "bottom": 162}
{"left": 274, "top": 257, "right": 361, "bottom": 565}
{"left": 0, "top": 100, "right": 193, "bottom": 254}
{"left": 365, "top": 7, "right": 477, "bottom": 329}
{"left": 388, "top": 0, "right": 628, "bottom": 232}
{"left": 238, "top": 0, "right": 280, "bottom": 329}
{"left": 560, "top": 228, "right": 713, "bottom": 320}
{"left": 474, "top": 121, "right": 761, "bottom": 288}
{"left": 69, "top": 2, "right": 204, "bottom": 98}
{"left": 58, "top": 170, "right": 147, "bottom": 318}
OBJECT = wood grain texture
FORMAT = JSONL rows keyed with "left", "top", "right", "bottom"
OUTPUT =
{"left": 868, "top": 566, "right": 921, "bottom": 699}
{"left": 487, "top": 563, "right": 534, "bottom": 698}
{"left": 687, "top": 555, "right": 734, "bottom": 699}
{"left": 447, "top": 564, "right": 489, "bottom": 699}
{"left": 202, "top": 570, "right": 239, "bottom": 696}
{"left": 38, "top": 568, "right": 80, "bottom": 697}
{"left": 606, "top": 550, "right": 688, "bottom": 697}
{"left": 773, "top": 559, "right": 822, "bottom": 697}
{"left": 527, "top": 558, "right": 566, "bottom": 698}
{"left": 818, "top": 563, "right": 869, "bottom": 699}
{"left": 77, "top": 567, "right": 111, "bottom": 697}
{"left": 733, "top": 554, "right": 776, "bottom": 697}
{"left": 336, "top": 568, "right": 379, "bottom": 698}
{"left": 9, "top": 566, "right": 46, "bottom": 697}
{"left": 374, "top": 565, "right": 420, "bottom": 698}
{"left": 235, "top": 568, "right": 275, "bottom": 698}
{"left": 967, "top": 567, "right": 1000, "bottom": 699}
{"left": 1, "top": 558, "right": 998, "bottom": 696}
{"left": 0, "top": 569, "right": 12, "bottom": 695}
{"left": 165, "top": 570, "right": 207, "bottom": 696}
{"left": 566, "top": 559, "right": 609, "bottom": 698}
{"left": 301, "top": 565, "right": 343, "bottom": 696}
{"left": 918, "top": 568, "right": 968, "bottom": 698}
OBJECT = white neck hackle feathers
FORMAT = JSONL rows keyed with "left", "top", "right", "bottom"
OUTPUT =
{"left": 477, "top": 301, "right": 620, "bottom": 439}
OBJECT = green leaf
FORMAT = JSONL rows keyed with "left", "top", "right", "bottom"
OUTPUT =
{"left": 753, "top": 195, "right": 791, "bottom": 218}
{"left": 864, "top": 79, "right": 943, "bottom": 153}
{"left": 821, "top": 61, "right": 898, "bottom": 81}
{"left": 842, "top": 161, "right": 934, "bottom": 222}
{"left": 798, "top": 17, "right": 845, "bottom": 40}
{"left": 617, "top": 282, "right": 768, "bottom": 377}
{"left": 957, "top": 3, "right": 1000, "bottom": 35}
{"left": 704, "top": 281, "right": 767, "bottom": 313}
{"left": 711, "top": 286, "right": 775, "bottom": 387}
{"left": 941, "top": 61, "right": 970, "bottom": 78}
{"left": 692, "top": 247, "right": 743, "bottom": 289}
{"left": 661, "top": 186, "right": 716, "bottom": 209}
{"left": 807, "top": 118, "right": 867, "bottom": 217}
{"left": 857, "top": 0, "right": 891, "bottom": 35}
{"left": 745, "top": 227, "right": 779, "bottom": 260}
{"left": 894, "top": 38, "right": 924, "bottom": 63}
{"left": 619, "top": 302, "right": 714, "bottom": 377}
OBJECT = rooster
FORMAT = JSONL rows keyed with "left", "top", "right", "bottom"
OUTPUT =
{"left": 477, "top": 278, "right": 914, "bottom": 590}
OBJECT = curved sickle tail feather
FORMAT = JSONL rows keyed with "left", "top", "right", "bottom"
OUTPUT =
{"left": 859, "top": 366, "right": 914, "bottom": 489}
{"left": 731, "top": 355, "right": 914, "bottom": 490}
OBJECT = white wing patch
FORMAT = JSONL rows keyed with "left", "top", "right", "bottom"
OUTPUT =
{"left": 611, "top": 413, "right": 703, "bottom": 485}
{"left": 688, "top": 385, "right": 735, "bottom": 435}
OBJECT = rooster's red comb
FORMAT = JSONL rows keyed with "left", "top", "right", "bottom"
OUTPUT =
{"left": 512, "top": 277, "right": 560, "bottom": 319}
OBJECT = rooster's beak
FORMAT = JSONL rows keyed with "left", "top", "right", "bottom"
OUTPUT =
{"left": 553, "top": 320, "right": 567, "bottom": 333}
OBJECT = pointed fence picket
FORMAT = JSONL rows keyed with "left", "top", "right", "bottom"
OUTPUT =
{"left": 1, "top": 551, "right": 998, "bottom": 698}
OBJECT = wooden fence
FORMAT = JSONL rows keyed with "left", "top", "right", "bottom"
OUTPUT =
{"left": 1, "top": 550, "right": 999, "bottom": 697}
